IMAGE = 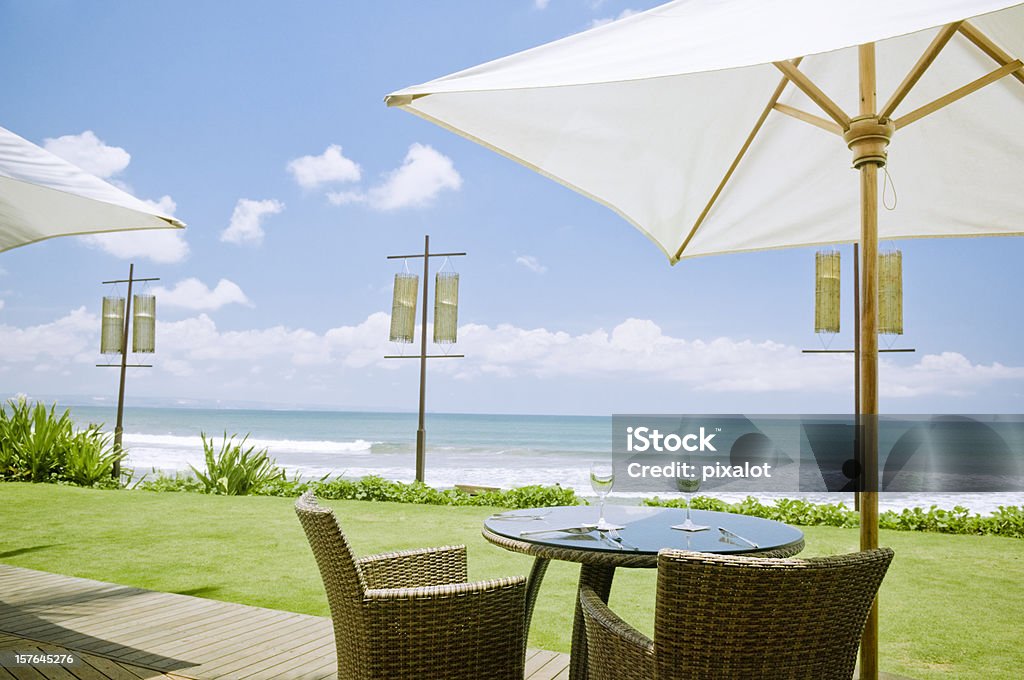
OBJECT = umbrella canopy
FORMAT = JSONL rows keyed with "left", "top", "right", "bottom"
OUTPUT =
{"left": 386, "top": 1, "right": 1024, "bottom": 677}
{"left": 0, "top": 125, "right": 184, "bottom": 253}
{"left": 387, "top": 0, "right": 1023, "bottom": 262}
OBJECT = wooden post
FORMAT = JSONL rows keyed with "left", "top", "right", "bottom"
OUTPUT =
{"left": 112, "top": 263, "right": 134, "bottom": 479}
{"left": 857, "top": 43, "right": 881, "bottom": 680}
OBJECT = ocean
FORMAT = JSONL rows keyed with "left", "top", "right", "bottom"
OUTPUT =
{"left": 66, "top": 405, "right": 1022, "bottom": 515}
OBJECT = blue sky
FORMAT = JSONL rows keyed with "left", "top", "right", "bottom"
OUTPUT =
{"left": 1, "top": 0, "right": 1022, "bottom": 416}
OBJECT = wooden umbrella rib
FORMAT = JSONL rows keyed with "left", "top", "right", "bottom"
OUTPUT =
{"left": 879, "top": 22, "right": 962, "bottom": 120}
{"left": 672, "top": 58, "right": 803, "bottom": 262}
{"left": 772, "top": 60, "right": 852, "bottom": 129}
{"left": 772, "top": 103, "right": 843, "bottom": 135}
{"left": 958, "top": 22, "right": 1024, "bottom": 87}
{"left": 894, "top": 59, "right": 1023, "bottom": 129}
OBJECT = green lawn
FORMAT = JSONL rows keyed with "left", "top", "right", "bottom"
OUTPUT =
{"left": 1, "top": 483, "right": 1021, "bottom": 679}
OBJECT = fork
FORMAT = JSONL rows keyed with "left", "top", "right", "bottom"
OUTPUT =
{"left": 607, "top": 528, "right": 640, "bottom": 551}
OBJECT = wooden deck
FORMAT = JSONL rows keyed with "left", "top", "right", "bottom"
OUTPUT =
{"left": 0, "top": 564, "right": 568, "bottom": 680}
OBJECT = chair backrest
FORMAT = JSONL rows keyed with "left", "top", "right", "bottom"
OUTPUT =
{"left": 295, "top": 491, "right": 368, "bottom": 675}
{"left": 653, "top": 547, "right": 894, "bottom": 680}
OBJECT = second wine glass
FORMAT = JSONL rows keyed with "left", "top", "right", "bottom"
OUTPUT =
{"left": 672, "top": 474, "right": 710, "bottom": 532}
{"left": 590, "top": 462, "right": 616, "bottom": 530}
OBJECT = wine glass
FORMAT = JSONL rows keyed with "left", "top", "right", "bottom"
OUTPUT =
{"left": 672, "top": 474, "right": 710, "bottom": 532}
{"left": 590, "top": 462, "right": 615, "bottom": 530}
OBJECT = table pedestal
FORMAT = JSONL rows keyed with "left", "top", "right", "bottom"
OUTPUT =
{"left": 569, "top": 563, "right": 616, "bottom": 680}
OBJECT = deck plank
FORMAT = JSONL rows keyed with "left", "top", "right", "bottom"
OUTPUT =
{"left": 0, "top": 564, "right": 571, "bottom": 680}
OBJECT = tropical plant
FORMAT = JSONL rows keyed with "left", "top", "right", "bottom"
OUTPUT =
{"left": 14, "top": 402, "right": 74, "bottom": 482}
{"left": 0, "top": 398, "right": 33, "bottom": 478}
{"left": 191, "top": 432, "right": 285, "bottom": 495}
{"left": 62, "top": 425, "right": 125, "bottom": 487}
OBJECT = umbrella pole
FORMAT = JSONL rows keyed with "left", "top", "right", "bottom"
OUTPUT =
{"left": 856, "top": 43, "right": 882, "bottom": 680}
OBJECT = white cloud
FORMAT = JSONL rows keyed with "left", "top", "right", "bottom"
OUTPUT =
{"left": 0, "top": 299, "right": 5, "bottom": 311}
{"left": 328, "top": 143, "right": 461, "bottom": 211}
{"left": 0, "top": 307, "right": 97, "bottom": 363}
{"left": 220, "top": 198, "right": 284, "bottom": 246}
{"left": 326, "top": 190, "right": 366, "bottom": 206}
{"left": 80, "top": 229, "right": 189, "bottom": 264}
{"left": 287, "top": 144, "right": 362, "bottom": 189}
{"left": 156, "top": 312, "right": 392, "bottom": 370}
{"left": 534, "top": 0, "right": 551, "bottom": 8}
{"left": 881, "top": 352, "right": 1024, "bottom": 398}
{"left": 590, "top": 9, "right": 637, "bottom": 28}
{"left": 43, "top": 130, "right": 130, "bottom": 179}
{"left": 3, "top": 311, "right": 1022, "bottom": 409}
{"left": 153, "top": 278, "right": 252, "bottom": 311}
{"left": 141, "top": 195, "right": 177, "bottom": 216}
{"left": 515, "top": 255, "right": 548, "bottom": 273}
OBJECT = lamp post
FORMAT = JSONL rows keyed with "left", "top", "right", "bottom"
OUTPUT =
{"left": 385, "top": 235, "right": 465, "bottom": 483}
{"left": 97, "top": 262, "right": 159, "bottom": 478}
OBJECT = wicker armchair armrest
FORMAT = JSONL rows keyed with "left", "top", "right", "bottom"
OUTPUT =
{"left": 579, "top": 584, "right": 655, "bottom": 680}
{"left": 361, "top": 576, "right": 528, "bottom": 680}
{"left": 357, "top": 544, "right": 468, "bottom": 589}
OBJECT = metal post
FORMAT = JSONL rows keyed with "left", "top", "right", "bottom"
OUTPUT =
{"left": 416, "top": 235, "right": 429, "bottom": 483}
{"left": 113, "top": 263, "right": 134, "bottom": 479}
{"left": 854, "top": 243, "right": 860, "bottom": 513}
{"left": 385, "top": 239, "right": 465, "bottom": 485}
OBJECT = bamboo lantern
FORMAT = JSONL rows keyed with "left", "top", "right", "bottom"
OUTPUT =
{"left": 133, "top": 294, "right": 156, "bottom": 353}
{"left": 389, "top": 273, "right": 419, "bottom": 343}
{"left": 814, "top": 250, "right": 841, "bottom": 334}
{"left": 100, "top": 296, "right": 125, "bottom": 354}
{"left": 433, "top": 272, "right": 459, "bottom": 344}
{"left": 878, "top": 250, "right": 903, "bottom": 335}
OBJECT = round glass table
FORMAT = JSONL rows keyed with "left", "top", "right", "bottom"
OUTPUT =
{"left": 483, "top": 505, "right": 804, "bottom": 680}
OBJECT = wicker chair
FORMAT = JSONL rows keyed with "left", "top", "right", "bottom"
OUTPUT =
{"left": 294, "top": 491, "right": 528, "bottom": 680}
{"left": 580, "top": 547, "right": 894, "bottom": 680}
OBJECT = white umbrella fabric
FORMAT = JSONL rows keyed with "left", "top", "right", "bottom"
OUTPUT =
{"left": 387, "top": 0, "right": 1022, "bottom": 262}
{"left": 0, "top": 125, "right": 184, "bottom": 253}
{"left": 386, "top": 1, "right": 1024, "bottom": 677}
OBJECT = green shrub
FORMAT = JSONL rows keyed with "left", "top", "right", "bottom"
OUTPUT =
{"left": 0, "top": 399, "right": 131, "bottom": 487}
{"left": 15, "top": 402, "right": 74, "bottom": 482}
{"left": 474, "top": 483, "right": 582, "bottom": 509}
{"left": 63, "top": 426, "right": 125, "bottom": 487}
{"left": 246, "top": 474, "right": 582, "bottom": 509}
{"left": 137, "top": 471, "right": 206, "bottom": 493}
{"left": 191, "top": 432, "right": 285, "bottom": 495}
{"left": 643, "top": 495, "right": 1023, "bottom": 539}
{"left": 0, "top": 398, "right": 32, "bottom": 477}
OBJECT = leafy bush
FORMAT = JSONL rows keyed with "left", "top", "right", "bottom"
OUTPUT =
{"left": 138, "top": 471, "right": 206, "bottom": 493}
{"left": 17, "top": 402, "right": 74, "bottom": 482}
{"left": 141, "top": 470, "right": 582, "bottom": 509}
{"left": 0, "top": 399, "right": 129, "bottom": 487}
{"left": 644, "top": 495, "right": 1023, "bottom": 539}
{"left": 191, "top": 432, "right": 285, "bottom": 495}
{"left": 0, "top": 398, "right": 32, "bottom": 477}
{"left": 63, "top": 426, "right": 125, "bottom": 487}
{"left": 252, "top": 475, "right": 583, "bottom": 509}
{"left": 473, "top": 483, "right": 581, "bottom": 509}
{"left": 877, "top": 504, "right": 1024, "bottom": 539}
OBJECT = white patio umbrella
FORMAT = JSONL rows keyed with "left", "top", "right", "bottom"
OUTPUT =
{"left": 0, "top": 125, "right": 184, "bottom": 253}
{"left": 385, "top": 1, "right": 1024, "bottom": 677}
